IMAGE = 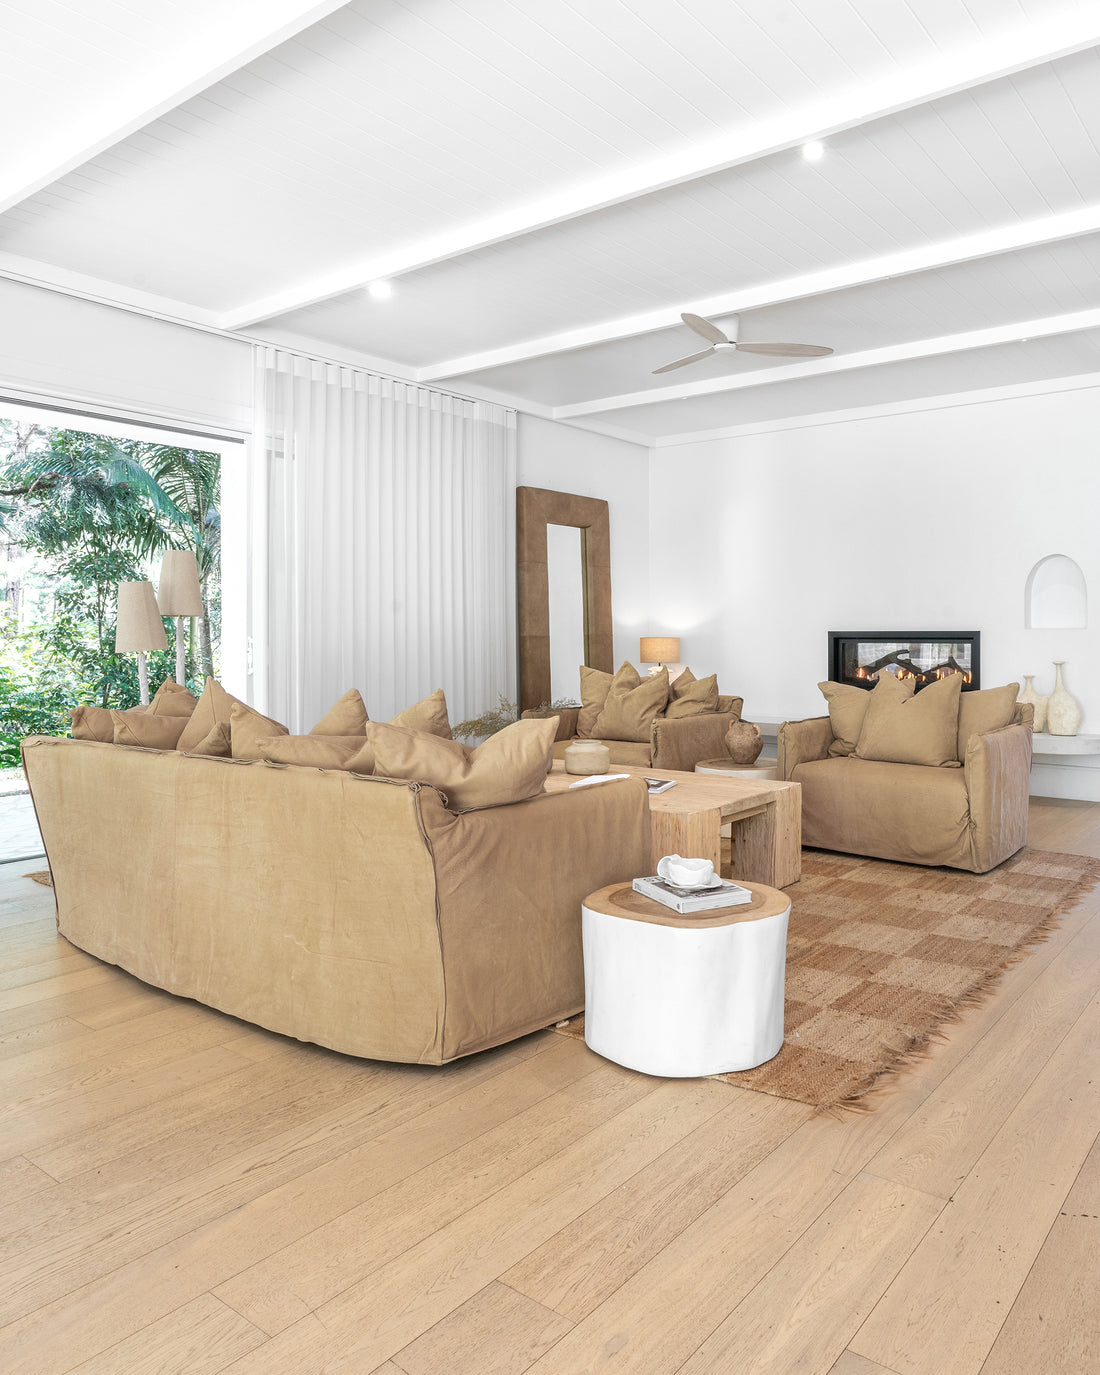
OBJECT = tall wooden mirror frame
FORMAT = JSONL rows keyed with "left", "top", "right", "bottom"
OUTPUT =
{"left": 517, "top": 486, "right": 613, "bottom": 711}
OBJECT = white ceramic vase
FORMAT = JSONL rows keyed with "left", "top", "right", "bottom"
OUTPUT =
{"left": 564, "top": 739, "right": 611, "bottom": 775}
{"left": 1017, "top": 675, "right": 1048, "bottom": 733}
{"left": 1046, "top": 662, "right": 1082, "bottom": 737}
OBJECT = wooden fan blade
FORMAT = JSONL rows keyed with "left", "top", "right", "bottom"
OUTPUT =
{"left": 681, "top": 312, "right": 728, "bottom": 345}
{"left": 652, "top": 347, "right": 717, "bottom": 374}
{"left": 734, "top": 341, "right": 834, "bottom": 357}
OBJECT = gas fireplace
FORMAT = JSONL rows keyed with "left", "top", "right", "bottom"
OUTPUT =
{"left": 828, "top": 631, "right": 980, "bottom": 693}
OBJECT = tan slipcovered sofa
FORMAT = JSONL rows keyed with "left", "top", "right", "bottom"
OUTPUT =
{"left": 531, "top": 663, "right": 744, "bottom": 771}
{"left": 22, "top": 735, "right": 652, "bottom": 1064}
{"left": 777, "top": 678, "right": 1033, "bottom": 873}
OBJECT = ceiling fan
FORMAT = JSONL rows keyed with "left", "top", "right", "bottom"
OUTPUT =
{"left": 652, "top": 312, "right": 834, "bottom": 374}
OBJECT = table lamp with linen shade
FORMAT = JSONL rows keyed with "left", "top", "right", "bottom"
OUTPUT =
{"left": 639, "top": 636, "right": 681, "bottom": 676}
{"left": 157, "top": 550, "right": 204, "bottom": 686}
{"left": 115, "top": 580, "right": 167, "bottom": 704}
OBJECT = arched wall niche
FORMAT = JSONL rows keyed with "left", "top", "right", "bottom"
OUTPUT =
{"left": 1025, "top": 554, "right": 1087, "bottom": 629}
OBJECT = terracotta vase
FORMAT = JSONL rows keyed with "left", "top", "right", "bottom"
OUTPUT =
{"left": 564, "top": 739, "right": 611, "bottom": 775}
{"left": 1017, "top": 675, "right": 1048, "bottom": 733}
{"left": 724, "top": 719, "right": 763, "bottom": 764}
{"left": 1046, "top": 662, "right": 1082, "bottom": 737}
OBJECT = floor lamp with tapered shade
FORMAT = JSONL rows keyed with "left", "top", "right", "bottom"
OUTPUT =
{"left": 157, "top": 550, "right": 204, "bottom": 686}
{"left": 116, "top": 580, "right": 167, "bottom": 704}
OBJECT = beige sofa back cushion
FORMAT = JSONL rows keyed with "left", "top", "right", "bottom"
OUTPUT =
{"left": 577, "top": 665, "right": 615, "bottom": 738}
{"left": 112, "top": 711, "right": 188, "bottom": 750}
{"left": 389, "top": 688, "right": 452, "bottom": 738}
{"left": 260, "top": 734, "right": 373, "bottom": 771}
{"left": 147, "top": 679, "right": 198, "bottom": 718}
{"left": 367, "top": 716, "right": 557, "bottom": 809}
{"left": 666, "top": 669, "right": 719, "bottom": 718}
{"left": 229, "top": 701, "right": 290, "bottom": 760}
{"left": 818, "top": 680, "right": 875, "bottom": 757}
{"left": 854, "top": 671, "right": 963, "bottom": 767}
{"left": 957, "top": 682, "right": 1019, "bottom": 759}
{"left": 593, "top": 665, "right": 669, "bottom": 743}
{"left": 310, "top": 688, "right": 368, "bottom": 736}
{"left": 177, "top": 678, "right": 235, "bottom": 752}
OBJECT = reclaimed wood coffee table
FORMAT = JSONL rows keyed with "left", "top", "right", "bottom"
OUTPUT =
{"left": 545, "top": 763, "right": 801, "bottom": 888}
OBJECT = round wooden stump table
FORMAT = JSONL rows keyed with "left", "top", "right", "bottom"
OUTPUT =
{"left": 581, "top": 880, "right": 791, "bottom": 1078}
{"left": 694, "top": 757, "right": 778, "bottom": 780}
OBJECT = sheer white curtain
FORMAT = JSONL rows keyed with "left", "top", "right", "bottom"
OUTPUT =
{"left": 247, "top": 347, "right": 516, "bottom": 732}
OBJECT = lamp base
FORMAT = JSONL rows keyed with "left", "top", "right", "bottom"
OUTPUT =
{"left": 137, "top": 651, "right": 150, "bottom": 705}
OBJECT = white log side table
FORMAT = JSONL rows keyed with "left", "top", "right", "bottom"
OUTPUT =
{"left": 581, "top": 880, "right": 791, "bottom": 1078}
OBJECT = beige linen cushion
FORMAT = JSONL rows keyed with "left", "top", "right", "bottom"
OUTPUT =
{"left": 229, "top": 701, "right": 290, "bottom": 760}
{"left": 147, "top": 679, "right": 198, "bottom": 718}
{"left": 176, "top": 678, "right": 236, "bottom": 752}
{"left": 310, "top": 689, "right": 369, "bottom": 736}
{"left": 854, "top": 671, "right": 963, "bottom": 767}
{"left": 818, "top": 680, "right": 874, "bottom": 757}
{"left": 111, "top": 711, "right": 188, "bottom": 750}
{"left": 71, "top": 704, "right": 123, "bottom": 742}
{"left": 593, "top": 664, "right": 669, "bottom": 742}
{"left": 577, "top": 665, "right": 615, "bottom": 737}
{"left": 183, "top": 722, "right": 231, "bottom": 757}
{"left": 389, "top": 688, "right": 452, "bottom": 738}
{"left": 666, "top": 668, "right": 719, "bottom": 718}
{"left": 957, "top": 682, "right": 1020, "bottom": 759}
{"left": 259, "top": 734, "right": 373, "bottom": 771}
{"left": 366, "top": 716, "right": 557, "bottom": 809}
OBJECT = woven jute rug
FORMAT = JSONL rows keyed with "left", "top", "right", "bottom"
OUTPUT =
{"left": 556, "top": 847, "right": 1100, "bottom": 1111}
{"left": 25, "top": 870, "right": 53, "bottom": 887}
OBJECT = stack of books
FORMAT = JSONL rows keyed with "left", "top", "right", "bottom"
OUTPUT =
{"left": 632, "top": 874, "right": 753, "bottom": 914}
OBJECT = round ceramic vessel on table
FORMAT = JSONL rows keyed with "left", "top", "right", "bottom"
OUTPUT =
{"left": 581, "top": 880, "right": 791, "bottom": 1078}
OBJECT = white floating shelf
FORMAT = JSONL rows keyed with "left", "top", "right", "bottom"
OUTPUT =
{"left": 1031, "top": 733, "right": 1100, "bottom": 756}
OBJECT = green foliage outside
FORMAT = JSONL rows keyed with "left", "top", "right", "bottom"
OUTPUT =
{"left": 0, "top": 419, "right": 220, "bottom": 767}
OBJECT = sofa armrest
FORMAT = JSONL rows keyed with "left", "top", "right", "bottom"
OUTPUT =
{"left": 777, "top": 716, "right": 833, "bottom": 780}
{"left": 522, "top": 706, "right": 580, "bottom": 742}
{"left": 650, "top": 710, "right": 739, "bottom": 772}
{"left": 964, "top": 722, "right": 1032, "bottom": 872}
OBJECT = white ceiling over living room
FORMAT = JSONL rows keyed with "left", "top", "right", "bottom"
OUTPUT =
{"left": 3, "top": 0, "right": 1100, "bottom": 444}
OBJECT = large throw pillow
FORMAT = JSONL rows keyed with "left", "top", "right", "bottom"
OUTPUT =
{"left": 147, "top": 679, "right": 198, "bottom": 718}
{"left": 112, "top": 711, "right": 188, "bottom": 751}
{"left": 229, "top": 701, "right": 290, "bottom": 760}
{"left": 854, "top": 671, "right": 963, "bottom": 767}
{"left": 593, "top": 665, "right": 669, "bottom": 743}
{"left": 957, "top": 682, "right": 1019, "bottom": 760}
{"left": 577, "top": 665, "right": 615, "bottom": 738}
{"left": 183, "top": 722, "right": 232, "bottom": 757}
{"left": 176, "top": 678, "right": 236, "bottom": 752}
{"left": 389, "top": 688, "right": 452, "bottom": 738}
{"left": 666, "top": 668, "right": 719, "bottom": 719}
{"left": 818, "top": 680, "right": 874, "bottom": 757}
{"left": 310, "top": 688, "right": 368, "bottom": 736}
{"left": 366, "top": 716, "right": 557, "bottom": 810}
{"left": 259, "top": 734, "right": 373, "bottom": 772}
{"left": 71, "top": 703, "right": 148, "bottom": 742}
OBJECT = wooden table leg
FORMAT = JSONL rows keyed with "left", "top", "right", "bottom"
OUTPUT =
{"left": 649, "top": 807, "right": 723, "bottom": 874}
{"left": 731, "top": 783, "right": 802, "bottom": 887}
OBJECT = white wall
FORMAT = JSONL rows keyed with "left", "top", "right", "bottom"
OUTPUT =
{"left": 649, "top": 385, "right": 1100, "bottom": 797}
{"left": 517, "top": 414, "right": 652, "bottom": 673}
{"left": 0, "top": 278, "right": 251, "bottom": 434}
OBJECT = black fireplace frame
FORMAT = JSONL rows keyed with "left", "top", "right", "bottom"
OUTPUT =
{"left": 827, "top": 631, "right": 981, "bottom": 692}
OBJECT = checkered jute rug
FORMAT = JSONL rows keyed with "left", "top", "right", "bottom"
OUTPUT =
{"left": 556, "top": 847, "right": 1100, "bottom": 1111}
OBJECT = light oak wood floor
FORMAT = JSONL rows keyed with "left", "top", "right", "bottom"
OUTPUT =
{"left": 1, "top": 797, "right": 1098, "bottom": 1375}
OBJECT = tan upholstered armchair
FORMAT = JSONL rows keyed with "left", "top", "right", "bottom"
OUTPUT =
{"left": 777, "top": 699, "right": 1033, "bottom": 873}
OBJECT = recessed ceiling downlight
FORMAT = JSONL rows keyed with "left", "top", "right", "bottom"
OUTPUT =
{"left": 367, "top": 280, "right": 393, "bottom": 300}
{"left": 801, "top": 140, "right": 825, "bottom": 163}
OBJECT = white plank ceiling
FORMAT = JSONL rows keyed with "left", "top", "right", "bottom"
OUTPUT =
{"left": 3, "top": 0, "right": 1100, "bottom": 443}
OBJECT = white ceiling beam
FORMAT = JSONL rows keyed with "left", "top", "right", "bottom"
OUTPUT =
{"left": 551, "top": 307, "right": 1100, "bottom": 419}
{"left": 0, "top": 1, "right": 351, "bottom": 217}
{"left": 421, "top": 205, "right": 1100, "bottom": 382}
{"left": 221, "top": 15, "right": 1100, "bottom": 331}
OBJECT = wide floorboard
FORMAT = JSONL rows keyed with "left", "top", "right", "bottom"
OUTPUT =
{"left": 0, "top": 797, "right": 1097, "bottom": 1374}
